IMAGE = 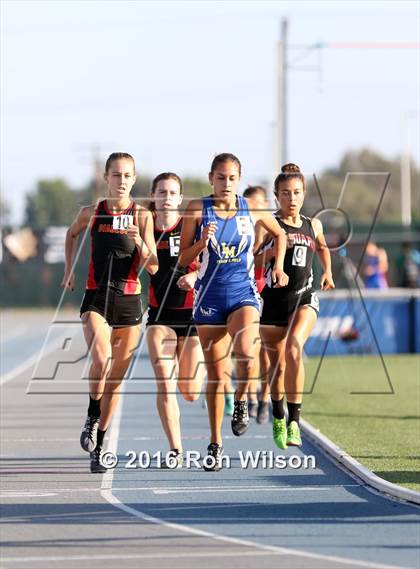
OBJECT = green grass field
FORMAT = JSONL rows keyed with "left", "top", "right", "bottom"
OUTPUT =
{"left": 303, "top": 355, "right": 420, "bottom": 492}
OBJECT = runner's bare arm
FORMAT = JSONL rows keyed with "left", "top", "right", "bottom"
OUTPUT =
{"left": 254, "top": 212, "right": 288, "bottom": 287}
{"left": 61, "top": 205, "right": 95, "bottom": 290}
{"left": 179, "top": 200, "right": 212, "bottom": 267}
{"left": 312, "top": 217, "right": 334, "bottom": 290}
{"left": 131, "top": 207, "right": 159, "bottom": 275}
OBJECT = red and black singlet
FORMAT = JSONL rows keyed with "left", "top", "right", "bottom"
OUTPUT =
{"left": 86, "top": 200, "right": 141, "bottom": 295}
{"left": 149, "top": 217, "right": 195, "bottom": 310}
{"left": 265, "top": 214, "right": 316, "bottom": 296}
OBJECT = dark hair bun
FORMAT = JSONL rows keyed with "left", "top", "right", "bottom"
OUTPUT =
{"left": 281, "top": 163, "right": 301, "bottom": 173}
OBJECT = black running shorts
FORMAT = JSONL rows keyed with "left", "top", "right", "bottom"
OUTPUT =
{"left": 260, "top": 287, "right": 319, "bottom": 327}
{"left": 80, "top": 288, "right": 142, "bottom": 328}
{"left": 146, "top": 307, "right": 198, "bottom": 338}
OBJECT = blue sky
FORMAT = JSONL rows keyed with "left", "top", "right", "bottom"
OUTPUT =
{"left": 1, "top": 0, "right": 419, "bottom": 224}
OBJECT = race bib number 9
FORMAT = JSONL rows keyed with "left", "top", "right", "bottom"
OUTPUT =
{"left": 236, "top": 216, "right": 252, "bottom": 235}
{"left": 292, "top": 245, "right": 307, "bottom": 267}
{"left": 113, "top": 215, "right": 133, "bottom": 231}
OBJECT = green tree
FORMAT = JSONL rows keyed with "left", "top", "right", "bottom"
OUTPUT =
{"left": 24, "top": 179, "right": 79, "bottom": 229}
{"left": 303, "top": 148, "right": 420, "bottom": 222}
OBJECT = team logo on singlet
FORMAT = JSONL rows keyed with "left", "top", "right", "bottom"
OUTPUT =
{"left": 211, "top": 237, "right": 248, "bottom": 264}
{"left": 200, "top": 306, "right": 215, "bottom": 317}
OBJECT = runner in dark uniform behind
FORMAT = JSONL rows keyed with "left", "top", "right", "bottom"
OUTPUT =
{"left": 259, "top": 163, "right": 335, "bottom": 450}
{"left": 146, "top": 173, "right": 205, "bottom": 467}
{"left": 61, "top": 152, "right": 158, "bottom": 473}
{"left": 242, "top": 185, "right": 271, "bottom": 424}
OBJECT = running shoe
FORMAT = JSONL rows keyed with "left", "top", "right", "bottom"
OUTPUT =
{"left": 90, "top": 447, "right": 107, "bottom": 474}
{"left": 256, "top": 401, "right": 270, "bottom": 425}
{"left": 272, "top": 417, "right": 287, "bottom": 449}
{"left": 231, "top": 400, "right": 249, "bottom": 436}
{"left": 287, "top": 420, "right": 302, "bottom": 447}
{"left": 161, "top": 449, "right": 183, "bottom": 469}
{"left": 224, "top": 393, "right": 234, "bottom": 416}
{"left": 248, "top": 401, "right": 258, "bottom": 419}
{"left": 203, "top": 443, "right": 224, "bottom": 471}
{"left": 80, "top": 415, "right": 99, "bottom": 452}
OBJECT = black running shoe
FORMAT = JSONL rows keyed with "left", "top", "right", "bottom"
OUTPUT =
{"left": 90, "top": 447, "right": 106, "bottom": 474}
{"left": 203, "top": 443, "right": 224, "bottom": 471}
{"left": 248, "top": 401, "right": 258, "bottom": 419}
{"left": 231, "top": 400, "right": 249, "bottom": 436}
{"left": 80, "top": 415, "right": 99, "bottom": 452}
{"left": 256, "top": 401, "right": 270, "bottom": 425}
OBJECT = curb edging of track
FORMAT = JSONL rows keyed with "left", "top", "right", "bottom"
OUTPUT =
{"left": 301, "top": 419, "right": 420, "bottom": 506}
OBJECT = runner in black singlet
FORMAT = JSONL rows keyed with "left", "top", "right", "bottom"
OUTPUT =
{"left": 258, "top": 163, "right": 335, "bottom": 450}
{"left": 61, "top": 152, "right": 158, "bottom": 473}
{"left": 146, "top": 173, "right": 205, "bottom": 467}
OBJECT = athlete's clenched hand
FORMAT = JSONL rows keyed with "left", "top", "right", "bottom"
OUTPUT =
{"left": 60, "top": 272, "right": 75, "bottom": 291}
{"left": 200, "top": 222, "right": 217, "bottom": 246}
{"left": 272, "top": 268, "right": 289, "bottom": 288}
{"left": 177, "top": 272, "right": 198, "bottom": 291}
{"left": 126, "top": 224, "right": 142, "bottom": 246}
{"left": 320, "top": 271, "right": 335, "bottom": 290}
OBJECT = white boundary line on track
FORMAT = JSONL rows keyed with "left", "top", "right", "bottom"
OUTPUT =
{"left": 0, "top": 551, "right": 295, "bottom": 563}
{"left": 301, "top": 419, "right": 420, "bottom": 506}
{"left": 99, "top": 395, "right": 405, "bottom": 569}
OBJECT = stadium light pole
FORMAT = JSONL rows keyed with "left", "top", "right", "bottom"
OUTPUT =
{"left": 276, "top": 18, "right": 288, "bottom": 172}
{"left": 401, "top": 111, "right": 418, "bottom": 227}
{"left": 271, "top": 21, "right": 323, "bottom": 207}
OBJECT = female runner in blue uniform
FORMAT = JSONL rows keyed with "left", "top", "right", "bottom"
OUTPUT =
{"left": 61, "top": 152, "right": 158, "bottom": 473}
{"left": 258, "top": 163, "right": 335, "bottom": 449}
{"left": 146, "top": 172, "right": 205, "bottom": 467}
{"left": 179, "top": 153, "right": 288, "bottom": 470}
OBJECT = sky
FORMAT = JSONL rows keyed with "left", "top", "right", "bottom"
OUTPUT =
{"left": 1, "top": 0, "right": 419, "bottom": 225}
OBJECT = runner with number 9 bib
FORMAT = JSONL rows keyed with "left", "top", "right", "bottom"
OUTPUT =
{"left": 257, "top": 163, "right": 335, "bottom": 451}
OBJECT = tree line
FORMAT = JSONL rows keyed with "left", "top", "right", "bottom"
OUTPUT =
{"left": 1, "top": 148, "right": 418, "bottom": 230}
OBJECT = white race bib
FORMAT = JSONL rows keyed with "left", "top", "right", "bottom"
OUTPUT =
{"left": 292, "top": 245, "right": 307, "bottom": 267}
{"left": 236, "top": 216, "right": 252, "bottom": 236}
{"left": 112, "top": 214, "right": 133, "bottom": 231}
{"left": 169, "top": 235, "right": 180, "bottom": 257}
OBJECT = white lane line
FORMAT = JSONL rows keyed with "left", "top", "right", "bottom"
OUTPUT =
{"left": 0, "top": 484, "right": 360, "bottom": 499}
{"left": 0, "top": 551, "right": 279, "bottom": 563}
{"left": 0, "top": 492, "right": 58, "bottom": 498}
{"left": 99, "top": 395, "right": 402, "bottom": 569}
{"left": 152, "top": 486, "right": 333, "bottom": 495}
{"left": 1, "top": 435, "right": 272, "bottom": 442}
{"left": 0, "top": 335, "right": 67, "bottom": 386}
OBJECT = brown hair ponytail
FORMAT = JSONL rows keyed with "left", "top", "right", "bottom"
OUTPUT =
{"left": 274, "top": 163, "right": 305, "bottom": 195}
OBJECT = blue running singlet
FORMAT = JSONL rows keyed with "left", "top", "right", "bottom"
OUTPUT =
{"left": 193, "top": 195, "right": 261, "bottom": 324}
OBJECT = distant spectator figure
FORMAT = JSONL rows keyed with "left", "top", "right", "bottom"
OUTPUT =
{"left": 362, "top": 241, "right": 388, "bottom": 289}
{"left": 397, "top": 242, "right": 420, "bottom": 288}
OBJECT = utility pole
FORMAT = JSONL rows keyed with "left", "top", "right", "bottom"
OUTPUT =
{"left": 401, "top": 112, "right": 416, "bottom": 227}
{"left": 92, "top": 145, "right": 106, "bottom": 203}
{"left": 276, "top": 19, "right": 288, "bottom": 174}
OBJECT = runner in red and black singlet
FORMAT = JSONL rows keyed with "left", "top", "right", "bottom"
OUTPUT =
{"left": 258, "top": 163, "right": 335, "bottom": 451}
{"left": 146, "top": 173, "right": 205, "bottom": 468}
{"left": 149, "top": 216, "right": 195, "bottom": 314}
{"left": 61, "top": 152, "right": 158, "bottom": 474}
{"left": 261, "top": 213, "right": 318, "bottom": 321}
{"left": 86, "top": 199, "right": 141, "bottom": 295}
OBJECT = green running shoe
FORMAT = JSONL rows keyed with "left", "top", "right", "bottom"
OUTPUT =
{"left": 272, "top": 417, "right": 287, "bottom": 449}
{"left": 224, "top": 393, "right": 234, "bottom": 416}
{"left": 287, "top": 420, "right": 302, "bottom": 447}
